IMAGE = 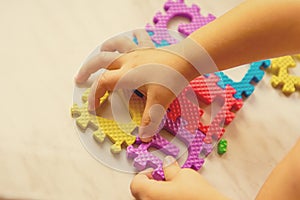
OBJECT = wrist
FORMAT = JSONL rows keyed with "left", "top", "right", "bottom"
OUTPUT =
{"left": 162, "top": 37, "right": 218, "bottom": 78}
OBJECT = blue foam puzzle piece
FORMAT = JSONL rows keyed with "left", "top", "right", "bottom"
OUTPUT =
{"left": 133, "top": 31, "right": 170, "bottom": 48}
{"left": 215, "top": 60, "right": 271, "bottom": 99}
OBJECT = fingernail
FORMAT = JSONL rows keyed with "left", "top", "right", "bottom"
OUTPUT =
{"left": 138, "top": 126, "right": 156, "bottom": 138}
{"left": 74, "top": 74, "right": 81, "bottom": 81}
{"left": 138, "top": 129, "right": 153, "bottom": 143}
{"left": 88, "top": 102, "right": 95, "bottom": 111}
{"left": 140, "top": 168, "right": 153, "bottom": 174}
{"left": 138, "top": 126, "right": 147, "bottom": 137}
{"left": 163, "top": 156, "right": 176, "bottom": 167}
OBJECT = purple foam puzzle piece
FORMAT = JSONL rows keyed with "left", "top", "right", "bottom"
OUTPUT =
{"left": 145, "top": 26, "right": 178, "bottom": 45}
{"left": 127, "top": 117, "right": 212, "bottom": 180}
{"left": 127, "top": 134, "right": 180, "bottom": 180}
{"left": 164, "top": 117, "right": 212, "bottom": 170}
{"left": 182, "top": 129, "right": 206, "bottom": 169}
{"left": 146, "top": 0, "right": 216, "bottom": 44}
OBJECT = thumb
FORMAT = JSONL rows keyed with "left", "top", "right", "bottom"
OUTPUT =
{"left": 163, "top": 156, "right": 181, "bottom": 181}
{"left": 138, "top": 93, "right": 166, "bottom": 142}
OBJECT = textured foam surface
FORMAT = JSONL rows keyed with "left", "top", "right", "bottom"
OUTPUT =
{"left": 215, "top": 60, "right": 271, "bottom": 99}
{"left": 146, "top": 0, "right": 215, "bottom": 45}
{"left": 71, "top": 90, "right": 140, "bottom": 153}
{"left": 189, "top": 75, "right": 243, "bottom": 143}
{"left": 270, "top": 56, "right": 300, "bottom": 94}
{"left": 127, "top": 135, "right": 180, "bottom": 180}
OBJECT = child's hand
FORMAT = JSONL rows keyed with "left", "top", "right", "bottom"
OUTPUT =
{"left": 75, "top": 30, "right": 199, "bottom": 141}
{"left": 130, "top": 156, "right": 230, "bottom": 200}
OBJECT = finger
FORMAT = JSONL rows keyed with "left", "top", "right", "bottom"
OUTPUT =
{"left": 163, "top": 156, "right": 181, "bottom": 181}
{"left": 138, "top": 92, "right": 167, "bottom": 142}
{"left": 130, "top": 171, "right": 169, "bottom": 200}
{"left": 139, "top": 85, "right": 175, "bottom": 142}
{"left": 88, "top": 69, "right": 124, "bottom": 111}
{"left": 133, "top": 29, "right": 155, "bottom": 48}
{"left": 75, "top": 51, "right": 120, "bottom": 84}
{"left": 101, "top": 35, "right": 137, "bottom": 53}
{"left": 140, "top": 168, "right": 154, "bottom": 179}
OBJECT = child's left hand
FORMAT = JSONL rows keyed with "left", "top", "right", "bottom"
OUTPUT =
{"left": 130, "top": 156, "right": 230, "bottom": 200}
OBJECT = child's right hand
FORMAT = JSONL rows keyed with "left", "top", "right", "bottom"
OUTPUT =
{"left": 75, "top": 30, "right": 199, "bottom": 141}
{"left": 130, "top": 156, "right": 230, "bottom": 200}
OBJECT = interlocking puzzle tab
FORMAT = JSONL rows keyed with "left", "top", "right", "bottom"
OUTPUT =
{"left": 215, "top": 60, "right": 271, "bottom": 99}
{"left": 127, "top": 135, "right": 180, "bottom": 180}
{"left": 146, "top": 0, "right": 215, "bottom": 44}
{"left": 270, "top": 56, "right": 300, "bottom": 94}
{"left": 71, "top": 90, "right": 141, "bottom": 153}
{"left": 71, "top": 91, "right": 109, "bottom": 130}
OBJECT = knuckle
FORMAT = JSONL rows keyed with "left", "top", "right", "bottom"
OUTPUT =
{"left": 142, "top": 115, "right": 151, "bottom": 126}
{"left": 130, "top": 179, "right": 142, "bottom": 198}
{"left": 98, "top": 73, "right": 109, "bottom": 88}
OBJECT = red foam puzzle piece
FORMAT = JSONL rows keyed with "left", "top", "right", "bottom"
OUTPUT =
{"left": 167, "top": 86, "right": 204, "bottom": 134}
{"left": 189, "top": 74, "right": 243, "bottom": 143}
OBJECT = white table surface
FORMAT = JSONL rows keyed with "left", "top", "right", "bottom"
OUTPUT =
{"left": 0, "top": 0, "right": 299, "bottom": 199}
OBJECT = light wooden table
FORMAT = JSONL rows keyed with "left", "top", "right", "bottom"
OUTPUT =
{"left": 0, "top": 0, "right": 299, "bottom": 199}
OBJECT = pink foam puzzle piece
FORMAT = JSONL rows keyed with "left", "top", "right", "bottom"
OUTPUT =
{"left": 146, "top": 0, "right": 216, "bottom": 44}
{"left": 127, "top": 134, "right": 180, "bottom": 180}
{"left": 189, "top": 75, "right": 243, "bottom": 143}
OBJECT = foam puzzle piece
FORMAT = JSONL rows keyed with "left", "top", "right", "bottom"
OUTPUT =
{"left": 127, "top": 134, "right": 180, "bottom": 180}
{"left": 164, "top": 117, "right": 212, "bottom": 167}
{"left": 146, "top": 0, "right": 215, "bottom": 44}
{"left": 167, "top": 86, "right": 204, "bottom": 134}
{"left": 72, "top": 90, "right": 143, "bottom": 153}
{"left": 127, "top": 116, "right": 212, "bottom": 180}
{"left": 133, "top": 31, "right": 171, "bottom": 48}
{"left": 71, "top": 101, "right": 137, "bottom": 153}
{"left": 81, "top": 88, "right": 91, "bottom": 103}
{"left": 215, "top": 60, "right": 271, "bottom": 99}
{"left": 95, "top": 118, "right": 137, "bottom": 153}
{"left": 145, "top": 26, "right": 178, "bottom": 45}
{"left": 189, "top": 75, "right": 243, "bottom": 143}
{"left": 294, "top": 54, "right": 300, "bottom": 60}
{"left": 128, "top": 92, "right": 146, "bottom": 125}
{"left": 217, "top": 139, "right": 227, "bottom": 155}
{"left": 270, "top": 56, "right": 300, "bottom": 94}
{"left": 71, "top": 91, "right": 109, "bottom": 130}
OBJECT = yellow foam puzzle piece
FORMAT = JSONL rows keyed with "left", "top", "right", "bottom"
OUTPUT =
{"left": 71, "top": 89, "right": 145, "bottom": 153}
{"left": 293, "top": 54, "right": 300, "bottom": 60}
{"left": 129, "top": 93, "right": 145, "bottom": 125}
{"left": 81, "top": 88, "right": 90, "bottom": 102}
{"left": 96, "top": 118, "right": 136, "bottom": 153}
{"left": 71, "top": 102, "right": 98, "bottom": 130}
{"left": 81, "top": 88, "right": 109, "bottom": 104}
{"left": 270, "top": 56, "right": 300, "bottom": 94}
